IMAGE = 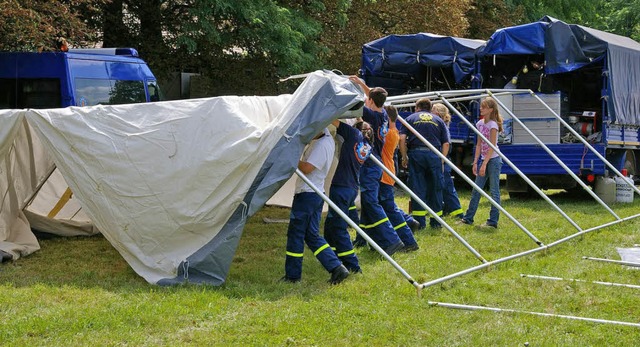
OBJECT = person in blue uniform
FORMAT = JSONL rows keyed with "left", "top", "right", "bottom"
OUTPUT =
{"left": 399, "top": 98, "right": 451, "bottom": 229}
{"left": 282, "top": 128, "right": 349, "bottom": 284}
{"left": 324, "top": 119, "right": 372, "bottom": 273}
{"left": 431, "top": 103, "right": 463, "bottom": 220}
{"left": 349, "top": 76, "right": 405, "bottom": 255}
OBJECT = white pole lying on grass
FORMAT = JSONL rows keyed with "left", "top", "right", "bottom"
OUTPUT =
{"left": 582, "top": 256, "right": 640, "bottom": 267}
{"left": 419, "top": 211, "right": 640, "bottom": 289}
{"left": 294, "top": 169, "right": 421, "bottom": 291}
{"left": 368, "top": 155, "right": 486, "bottom": 263}
{"left": 521, "top": 274, "right": 640, "bottom": 290}
{"left": 428, "top": 301, "right": 640, "bottom": 328}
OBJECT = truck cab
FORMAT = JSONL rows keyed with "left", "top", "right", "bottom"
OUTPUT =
{"left": 0, "top": 48, "right": 161, "bottom": 109}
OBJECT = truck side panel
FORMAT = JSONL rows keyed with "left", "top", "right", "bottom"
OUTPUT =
{"left": 500, "top": 143, "right": 607, "bottom": 175}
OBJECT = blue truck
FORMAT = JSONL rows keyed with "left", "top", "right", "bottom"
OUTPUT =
{"left": 361, "top": 17, "right": 640, "bottom": 197}
{"left": 0, "top": 48, "right": 161, "bottom": 109}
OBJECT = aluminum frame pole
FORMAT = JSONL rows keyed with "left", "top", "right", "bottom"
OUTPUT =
{"left": 428, "top": 301, "right": 640, "bottom": 328}
{"left": 396, "top": 106, "right": 544, "bottom": 246}
{"left": 439, "top": 94, "right": 583, "bottom": 232}
{"left": 531, "top": 93, "right": 640, "bottom": 197}
{"left": 419, "top": 211, "right": 640, "bottom": 289}
{"left": 367, "top": 155, "right": 486, "bottom": 262}
{"left": 582, "top": 256, "right": 640, "bottom": 267}
{"left": 521, "top": 274, "right": 640, "bottom": 290}
{"left": 294, "top": 169, "right": 420, "bottom": 288}
{"left": 490, "top": 91, "right": 620, "bottom": 219}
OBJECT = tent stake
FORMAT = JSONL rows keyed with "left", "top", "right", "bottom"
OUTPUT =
{"left": 521, "top": 273, "right": 640, "bottom": 289}
{"left": 428, "top": 301, "right": 640, "bottom": 328}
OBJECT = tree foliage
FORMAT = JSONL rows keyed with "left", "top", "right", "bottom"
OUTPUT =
{"left": 603, "top": 0, "right": 640, "bottom": 42}
{"left": 321, "top": 0, "right": 471, "bottom": 76}
{"left": 465, "top": 0, "right": 524, "bottom": 39}
{"left": 0, "top": 0, "right": 104, "bottom": 51}
{"left": 3, "top": 0, "right": 640, "bottom": 96}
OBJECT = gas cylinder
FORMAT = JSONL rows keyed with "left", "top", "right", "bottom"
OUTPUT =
{"left": 594, "top": 176, "right": 616, "bottom": 205}
{"left": 615, "top": 169, "right": 634, "bottom": 203}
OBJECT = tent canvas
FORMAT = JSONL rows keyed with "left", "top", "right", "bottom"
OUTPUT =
{"left": 361, "top": 33, "right": 485, "bottom": 86}
{"left": 0, "top": 70, "right": 364, "bottom": 285}
{"left": 478, "top": 16, "right": 640, "bottom": 125}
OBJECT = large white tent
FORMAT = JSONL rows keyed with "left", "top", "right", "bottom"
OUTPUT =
{"left": 0, "top": 71, "right": 364, "bottom": 285}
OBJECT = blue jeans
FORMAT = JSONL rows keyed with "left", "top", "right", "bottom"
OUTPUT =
{"left": 408, "top": 149, "right": 444, "bottom": 228}
{"left": 462, "top": 157, "right": 502, "bottom": 226}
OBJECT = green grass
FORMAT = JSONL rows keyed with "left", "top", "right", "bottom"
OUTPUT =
{"left": 1, "top": 188, "right": 640, "bottom": 345}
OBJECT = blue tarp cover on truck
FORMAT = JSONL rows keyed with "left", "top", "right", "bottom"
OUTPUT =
{"left": 479, "top": 16, "right": 640, "bottom": 125}
{"left": 361, "top": 33, "right": 485, "bottom": 85}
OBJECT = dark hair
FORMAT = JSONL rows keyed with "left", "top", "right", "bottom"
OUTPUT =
{"left": 354, "top": 121, "right": 374, "bottom": 143}
{"left": 415, "top": 97, "right": 432, "bottom": 112}
{"left": 384, "top": 105, "right": 398, "bottom": 122}
{"left": 368, "top": 87, "right": 388, "bottom": 108}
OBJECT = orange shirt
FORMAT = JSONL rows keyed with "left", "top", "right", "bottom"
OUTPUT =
{"left": 381, "top": 127, "right": 398, "bottom": 185}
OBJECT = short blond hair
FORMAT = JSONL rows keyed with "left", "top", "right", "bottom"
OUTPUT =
{"left": 431, "top": 103, "right": 451, "bottom": 125}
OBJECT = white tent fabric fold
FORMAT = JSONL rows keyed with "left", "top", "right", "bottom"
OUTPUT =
{"left": 1, "top": 71, "right": 363, "bottom": 285}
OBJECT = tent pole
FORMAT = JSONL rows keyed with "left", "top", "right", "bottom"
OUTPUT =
{"left": 521, "top": 273, "right": 640, "bottom": 290}
{"left": 440, "top": 93, "right": 583, "bottom": 232}
{"left": 368, "top": 155, "right": 486, "bottom": 262}
{"left": 21, "top": 163, "right": 57, "bottom": 210}
{"left": 582, "top": 256, "right": 640, "bottom": 267}
{"left": 428, "top": 301, "right": 640, "bottom": 328}
{"left": 491, "top": 91, "right": 620, "bottom": 219}
{"left": 420, "top": 211, "right": 640, "bottom": 289}
{"left": 294, "top": 169, "right": 420, "bottom": 288}
{"left": 396, "top": 109, "right": 544, "bottom": 246}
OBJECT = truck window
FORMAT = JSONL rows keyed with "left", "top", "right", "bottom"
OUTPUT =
{"left": 74, "top": 78, "right": 146, "bottom": 106}
{"left": 0, "top": 78, "right": 62, "bottom": 109}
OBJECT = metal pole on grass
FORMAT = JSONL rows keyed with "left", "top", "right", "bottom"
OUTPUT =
{"left": 582, "top": 256, "right": 640, "bottom": 267}
{"left": 531, "top": 93, "right": 640, "bottom": 197}
{"left": 294, "top": 169, "right": 421, "bottom": 292}
{"left": 368, "top": 155, "right": 486, "bottom": 263}
{"left": 521, "top": 274, "right": 640, "bottom": 289}
{"left": 396, "top": 107, "right": 544, "bottom": 246}
{"left": 491, "top": 91, "right": 620, "bottom": 219}
{"left": 439, "top": 93, "right": 584, "bottom": 233}
{"left": 428, "top": 301, "right": 640, "bottom": 328}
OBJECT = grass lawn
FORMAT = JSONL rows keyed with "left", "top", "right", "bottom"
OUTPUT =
{"left": 1, "top": 187, "right": 640, "bottom": 345}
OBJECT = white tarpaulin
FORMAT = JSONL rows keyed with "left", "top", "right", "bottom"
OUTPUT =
{"left": 0, "top": 71, "right": 364, "bottom": 285}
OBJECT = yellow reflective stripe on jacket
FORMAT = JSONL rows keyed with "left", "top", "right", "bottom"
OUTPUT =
{"left": 359, "top": 217, "right": 390, "bottom": 229}
{"left": 393, "top": 221, "right": 408, "bottom": 230}
{"left": 337, "top": 249, "right": 355, "bottom": 257}
{"left": 413, "top": 210, "right": 427, "bottom": 217}
{"left": 349, "top": 205, "right": 357, "bottom": 211}
{"left": 286, "top": 251, "right": 303, "bottom": 257}
{"left": 314, "top": 244, "right": 330, "bottom": 256}
{"left": 436, "top": 210, "right": 443, "bottom": 216}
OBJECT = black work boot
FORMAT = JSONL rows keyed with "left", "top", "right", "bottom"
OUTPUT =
{"left": 328, "top": 264, "right": 349, "bottom": 285}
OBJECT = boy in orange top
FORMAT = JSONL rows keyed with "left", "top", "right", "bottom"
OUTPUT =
{"left": 378, "top": 106, "right": 419, "bottom": 251}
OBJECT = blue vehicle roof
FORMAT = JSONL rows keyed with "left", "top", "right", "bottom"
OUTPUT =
{"left": 478, "top": 16, "right": 640, "bottom": 124}
{"left": 361, "top": 33, "right": 485, "bottom": 84}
